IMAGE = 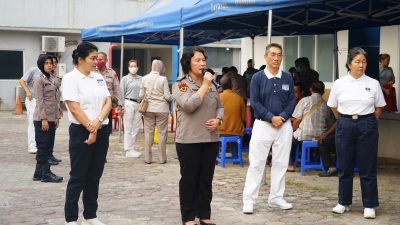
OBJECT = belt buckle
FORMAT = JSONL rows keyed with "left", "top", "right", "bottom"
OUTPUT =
{"left": 352, "top": 115, "right": 358, "bottom": 120}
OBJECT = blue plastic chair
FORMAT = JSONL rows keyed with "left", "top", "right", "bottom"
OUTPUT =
{"left": 294, "top": 140, "right": 326, "bottom": 176}
{"left": 242, "top": 128, "right": 252, "bottom": 153}
{"left": 216, "top": 136, "right": 244, "bottom": 168}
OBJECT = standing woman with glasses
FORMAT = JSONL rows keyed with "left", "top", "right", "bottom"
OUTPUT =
{"left": 173, "top": 47, "right": 224, "bottom": 225}
{"left": 327, "top": 47, "right": 386, "bottom": 219}
{"left": 62, "top": 42, "right": 112, "bottom": 225}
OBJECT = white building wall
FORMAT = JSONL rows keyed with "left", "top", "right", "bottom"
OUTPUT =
{"left": 1, "top": 0, "right": 154, "bottom": 30}
{"left": 240, "top": 36, "right": 284, "bottom": 74}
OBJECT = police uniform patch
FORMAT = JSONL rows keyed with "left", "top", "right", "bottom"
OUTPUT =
{"left": 178, "top": 82, "right": 188, "bottom": 93}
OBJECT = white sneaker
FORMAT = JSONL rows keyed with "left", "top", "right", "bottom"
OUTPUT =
{"left": 243, "top": 203, "right": 254, "bottom": 214}
{"left": 81, "top": 218, "right": 105, "bottom": 225}
{"left": 126, "top": 150, "right": 141, "bottom": 158}
{"left": 268, "top": 199, "right": 293, "bottom": 210}
{"left": 332, "top": 203, "right": 350, "bottom": 214}
{"left": 364, "top": 208, "right": 376, "bottom": 219}
{"left": 65, "top": 222, "right": 78, "bottom": 225}
{"left": 28, "top": 148, "right": 37, "bottom": 154}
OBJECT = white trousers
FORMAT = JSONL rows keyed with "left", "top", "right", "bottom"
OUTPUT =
{"left": 243, "top": 119, "right": 293, "bottom": 204}
{"left": 25, "top": 97, "right": 37, "bottom": 150}
{"left": 123, "top": 100, "right": 142, "bottom": 151}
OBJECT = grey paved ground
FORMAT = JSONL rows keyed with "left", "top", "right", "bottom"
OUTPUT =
{"left": 0, "top": 111, "right": 399, "bottom": 225}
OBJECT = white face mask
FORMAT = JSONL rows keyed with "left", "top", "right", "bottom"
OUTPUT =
{"left": 129, "top": 67, "right": 138, "bottom": 74}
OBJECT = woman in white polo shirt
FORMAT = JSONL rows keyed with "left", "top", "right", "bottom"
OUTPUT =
{"left": 327, "top": 47, "right": 386, "bottom": 219}
{"left": 62, "top": 42, "right": 112, "bottom": 225}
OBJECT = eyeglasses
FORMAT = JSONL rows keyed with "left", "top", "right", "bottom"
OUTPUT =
{"left": 268, "top": 53, "right": 283, "bottom": 58}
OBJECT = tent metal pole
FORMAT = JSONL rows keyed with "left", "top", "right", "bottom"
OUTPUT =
{"left": 333, "top": 31, "right": 339, "bottom": 80}
{"left": 120, "top": 35, "right": 124, "bottom": 81}
{"left": 179, "top": 27, "right": 184, "bottom": 77}
{"left": 267, "top": 10, "right": 272, "bottom": 44}
{"left": 119, "top": 35, "right": 124, "bottom": 143}
{"left": 252, "top": 36, "right": 255, "bottom": 63}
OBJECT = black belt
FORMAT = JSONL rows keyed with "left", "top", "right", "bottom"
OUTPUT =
{"left": 125, "top": 98, "right": 139, "bottom": 103}
{"left": 255, "top": 118, "right": 267, "bottom": 122}
{"left": 340, "top": 113, "right": 374, "bottom": 120}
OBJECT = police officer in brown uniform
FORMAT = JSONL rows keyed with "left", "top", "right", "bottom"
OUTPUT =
{"left": 96, "top": 52, "right": 123, "bottom": 133}
{"left": 32, "top": 54, "right": 63, "bottom": 183}
{"left": 173, "top": 47, "right": 223, "bottom": 225}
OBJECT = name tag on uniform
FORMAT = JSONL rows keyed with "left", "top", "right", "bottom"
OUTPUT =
{"left": 282, "top": 84, "right": 289, "bottom": 91}
{"left": 97, "top": 79, "right": 104, "bottom": 86}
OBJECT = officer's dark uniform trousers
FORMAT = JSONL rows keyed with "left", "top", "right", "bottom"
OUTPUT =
{"left": 64, "top": 124, "right": 109, "bottom": 222}
{"left": 176, "top": 142, "right": 219, "bottom": 222}
{"left": 34, "top": 121, "right": 56, "bottom": 164}
{"left": 335, "top": 114, "right": 379, "bottom": 208}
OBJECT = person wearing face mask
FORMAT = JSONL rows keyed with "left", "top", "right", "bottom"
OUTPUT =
{"left": 120, "top": 59, "right": 143, "bottom": 158}
{"left": 139, "top": 59, "right": 172, "bottom": 164}
{"left": 32, "top": 54, "right": 63, "bottom": 183}
{"left": 294, "top": 57, "right": 319, "bottom": 96}
{"left": 96, "top": 52, "right": 123, "bottom": 134}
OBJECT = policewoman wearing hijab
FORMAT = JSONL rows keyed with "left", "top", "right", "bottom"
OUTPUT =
{"left": 327, "top": 47, "right": 386, "bottom": 219}
{"left": 173, "top": 47, "right": 223, "bottom": 225}
{"left": 32, "top": 54, "right": 63, "bottom": 183}
{"left": 62, "top": 42, "right": 112, "bottom": 225}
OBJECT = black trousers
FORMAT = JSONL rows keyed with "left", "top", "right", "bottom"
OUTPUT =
{"left": 176, "top": 142, "right": 219, "bottom": 222}
{"left": 34, "top": 121, "right": 56, "bottom": 165}
{"left": 107, "top": 111, "right": 112, "bottom": 134}
{"left": 65, "top": 124, "right": 109, "bottom": 222}
{"left": 335, "top": 115, "right": 379, "bottom": 208}
{"left": 319, "top": 134, "right": 336, "bottom": 169}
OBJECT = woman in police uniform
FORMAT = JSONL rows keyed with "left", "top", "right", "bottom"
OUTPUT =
{"left": 173, "top": 47, "right": 223, "bottom": 225}
{"left": 62, "top": 42, "right": 112, "bottom": 225}
{"left": 327, "top": 47, "right": 386, "bottom": 219}
{"left": 32, "top": 54, "right": 63, "bottom": 183}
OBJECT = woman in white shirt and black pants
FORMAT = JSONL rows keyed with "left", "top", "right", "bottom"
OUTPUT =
{"left": 327, "top": 47, "right": 386, "bottom": 219}
{"left": 62, "top": 42, "right": 112, "bottom": 225}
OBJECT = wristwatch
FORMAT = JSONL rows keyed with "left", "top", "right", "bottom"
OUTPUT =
{"left": 97, "top": 116, "right": 104, "bottom": 123}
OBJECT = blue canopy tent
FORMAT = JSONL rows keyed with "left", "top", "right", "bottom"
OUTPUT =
{"left": 181, "top": 0, "right": 400, "bottom": 77}
{"left": 82, "top": 0, "right": 400, "bottom": 77}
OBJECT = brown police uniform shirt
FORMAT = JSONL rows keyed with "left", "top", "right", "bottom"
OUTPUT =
{"left": 98, "top": 67, "right": 123, "bottom": 106}
{"left": 33, "top": 74, "right": 60, "bottom": 122}
{"left": 173, "top": 75, "right": 224, "bottom": 143}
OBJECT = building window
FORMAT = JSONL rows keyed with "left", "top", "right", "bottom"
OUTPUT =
{"left": 284, "top": 34, "right": 334, "bottom": 82}
{"left": 0, "top": 50, "right": 23, "bottom": 79}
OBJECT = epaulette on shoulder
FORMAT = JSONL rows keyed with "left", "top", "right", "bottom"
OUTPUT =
{"left": 176, "top": 75, "right": 186, "bottom": 82}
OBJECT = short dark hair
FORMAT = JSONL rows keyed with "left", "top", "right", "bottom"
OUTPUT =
{"left": 220, "top": 73, "right": 233, "bottom": 90}
{"left": 379, "top": 53, "right": 390, "bottom": 62}
{"left": 72, "top": 42, "right": 98, "bottom": 65}
{"left": 180, "top": 47, "right": 206, "bottom": 75}
{"left": 222, "top": 67, "right": 230, "bottom": 74}
{"left": 265, "top": 43, "right": 282, "bottom": 54}
{"left": 295, "top": 57, "right": 310, "bottom": 68}
{"left": 229, "top": 66, "right": 238, "bottom": 74}
{"left": 346, "top": 47, "right": 367, "bottom": 71}
{"left": 311, "top": 81, "right": 325, "bottom": 95}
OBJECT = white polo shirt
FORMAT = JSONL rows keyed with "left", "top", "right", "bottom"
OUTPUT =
{"left": 61, "top": 68, "right": 110, "bottom": 125}
{"left": 327, "top": 73, "right": 386, "bottom": 115}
